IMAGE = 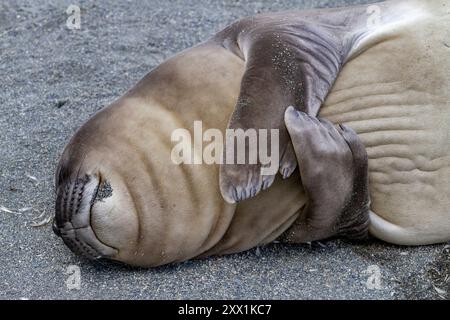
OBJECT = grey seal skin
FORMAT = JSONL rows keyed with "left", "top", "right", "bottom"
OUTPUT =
{"left": 54, "top": 0, "right": 450, "bottom": 267}
{"left": 216, "top": 0, "right": 420, "bottom": 202}
{"left": 280, "top": 107, "right": 370, "bottom": 243}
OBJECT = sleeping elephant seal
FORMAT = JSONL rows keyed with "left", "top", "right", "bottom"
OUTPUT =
{"left": 53, "top": 0, "right": 450, "bottom": 267}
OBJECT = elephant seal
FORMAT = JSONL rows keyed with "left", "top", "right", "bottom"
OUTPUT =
{"left": 54, "top": 0, "right": 450, "bottom": 267}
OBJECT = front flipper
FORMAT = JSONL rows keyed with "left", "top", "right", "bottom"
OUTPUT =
{"left": 280, "top": 107, "right": 370, "bottom": 243}
{"left": 216, "top": 14, "right": 354, "bottom": 203}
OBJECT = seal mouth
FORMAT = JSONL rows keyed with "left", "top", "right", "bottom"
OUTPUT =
{"left": 53, "top": 173, "right": 118, "bottom": 260}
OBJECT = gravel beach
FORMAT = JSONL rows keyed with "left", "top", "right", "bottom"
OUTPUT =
{"left": 0, "top": 0, "right": 448, "bottom": 299}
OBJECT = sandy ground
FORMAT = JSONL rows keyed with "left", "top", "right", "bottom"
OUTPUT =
{"left": 0, "top": 0, "right": 448, "bottom": 300}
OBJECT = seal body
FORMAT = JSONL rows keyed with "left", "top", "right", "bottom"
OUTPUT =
{"left": 54, "top": 0, "right": 450, "bottom": 267}
{"left": 55, "top": 44, "right": 307, "bottom": 266}
{"left": 320, "top": 1, "right": 450, "bottom": 245}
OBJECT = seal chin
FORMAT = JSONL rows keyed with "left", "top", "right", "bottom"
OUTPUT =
{"left": 53, "top": 173, "right": 118, "bottom": 260}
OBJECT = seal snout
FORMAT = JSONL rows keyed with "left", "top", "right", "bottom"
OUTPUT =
{"left": 53, "top": 173, "right": 118, "bottom": 260}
